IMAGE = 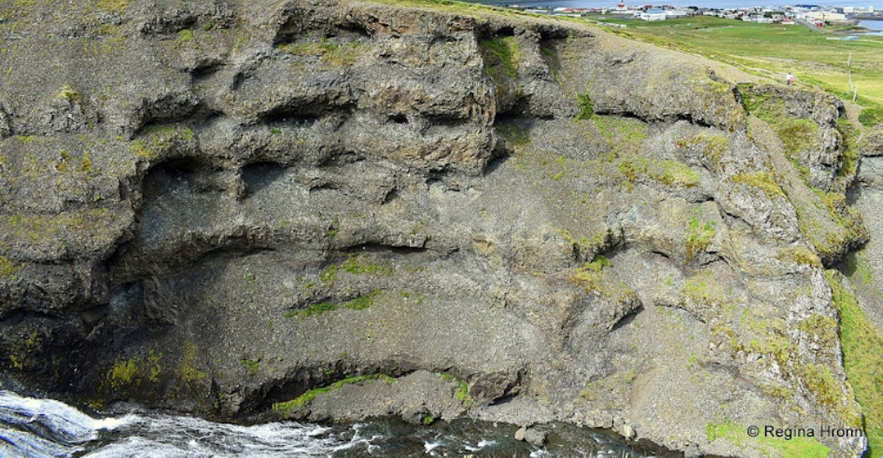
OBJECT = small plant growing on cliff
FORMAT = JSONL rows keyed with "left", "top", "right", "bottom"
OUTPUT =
{"left": 0, "top": 256, "right": 20, "bottom": 278}
{"left": 440, "top": 372, "right": 474, "bottom": 405}
{"left": 240, "top": 358, "right": 261, "bottom": 376}
{"left": 775, "top": 246, "right": 821, "bottom": 268}
{"left": 455, "top": 379, "right": 473, "bottom": 405}
{"left": 569, "top": 255, "right": 612, "bottom": 294}
{"left": 177, "top": 29, "right": 194, "bottom": 43}
{"left": 146, "top": 351, "right": 162, "bottom": 383}
{"left": 730, "top": 171, "right": 785, "bottom": 199}
{"left": 178, "top": 341, "right": 207, "bottom": 385}
{"left": 57, "top": 83, "right": 81, "bottom": 102}
{"left": 108, "top": 358, "right": 139, "bottom": 389}
{"left": 685, "top": 218, "right": 716, "bottom": 260}
{"left": 575, "top": 92, "right": 594, "bottom": 121}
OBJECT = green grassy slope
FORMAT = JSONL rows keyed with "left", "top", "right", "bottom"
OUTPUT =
{"left": 588, "top": 15, "right": 883, "bottom": 121}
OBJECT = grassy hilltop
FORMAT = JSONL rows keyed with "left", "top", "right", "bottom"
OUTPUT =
{"left": 585, "top": 14, "right": 883, "bottom": 125}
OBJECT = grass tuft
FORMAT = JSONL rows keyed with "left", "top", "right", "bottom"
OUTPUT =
{"left": 730, "top": 171, "right": 785, "bottom": 199}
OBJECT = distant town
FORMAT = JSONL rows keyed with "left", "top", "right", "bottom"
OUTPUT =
{"left": 503, "top": 3, "right": 881, "bottom": 27}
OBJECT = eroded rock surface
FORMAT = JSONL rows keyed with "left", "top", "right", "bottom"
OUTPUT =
{"left": 0, "top": 0, "right": 878, "bottom": 456}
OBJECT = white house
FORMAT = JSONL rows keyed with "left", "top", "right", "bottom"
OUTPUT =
{"left": 812, "top": 11, "right": 848, "bottom": 22}
{"left": 665, "top": 9, "right": 689, "bottom": 18}
{"left": 640, "top": 9, "right": 667, "bottom": 21}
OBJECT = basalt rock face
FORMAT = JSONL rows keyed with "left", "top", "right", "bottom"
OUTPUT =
{"left": 0, "top": 0, "right": 877, "bottom": 456}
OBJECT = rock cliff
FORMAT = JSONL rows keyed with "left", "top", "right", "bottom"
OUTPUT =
{"left": 0, "top": 0, "right": 880, "bottom": 456}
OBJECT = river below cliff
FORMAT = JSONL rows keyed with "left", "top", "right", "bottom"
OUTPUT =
{"left": 0, "top": 391, "right": 673, "bottom": 457}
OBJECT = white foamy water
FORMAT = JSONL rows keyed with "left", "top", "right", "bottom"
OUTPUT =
{"left": 0, "top": 391, "right": 350, "bottom": 458}
{"left": 0, "top": 390, "right": 655, "bottom": 457}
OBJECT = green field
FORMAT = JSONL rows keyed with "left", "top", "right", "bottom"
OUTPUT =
{"left": 588, "top": 15, "right": 883, "bottom": 113}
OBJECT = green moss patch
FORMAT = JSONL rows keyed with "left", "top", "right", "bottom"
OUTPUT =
{"left": 278, "top": 39, "right": 365, "bottom": 67}
{"left": 289, "top": 289, "right": 383, "bottom": 319}
{"left": 730, "top": 171, "right": 785, "bottom": 199}
{"left": 827, "top": 270, "right": 883, "bottom": 456}
{"left": 594, "top": 115, "right": 649, "bottom": 153}
{"left": 835, "top": 119, "right": 860, "bottom": 181}
{"left": 439, "top": 372, "right": 474, "bottom": 405}
{"left": 107, "top": 358, "right": 139, "bottom": 389}
{"left": 681, "top": 271, "right": 729, "bottom": 307}
{"left": 858, "top": 107, "right": 883, "bottom": 128}
{"left": 240, "top": 358, "right": 261, "bottom": 376}
{"left": 775, "top": 246, "right": 822, "bottom": 268}
{"left": 455, "top": 378, "right": 473, "bottom": 405}
{"left": 569, "top": 255, "right": 611, "bottom": 293}
{"left": 105, "top": 350, "right": 163, "bottom": 391}
{"left": 479, "top": 36, "right": 520, "bottom": 79}
{"left": 1, "top": 208, "right": 118, "bottom": 248}
{"left": 129, "top": 124, "right": 195, "bottom": 160}
{"left": 319, "top": 255, "right": 392, "bottom": 283}
{"left": 706, "top": 420, "right": 831, "bottom": 458}
{"left": 617, "top": 157, "right": 699, "bottom": 188}
{"left": 177, "top": 29, "right": 194, "bottom": 43}
{"left": 0, "top": 256, "right": 20, "bottom": 278}
{"left": 178, "top": 341, "right": 207, "bottom": 385}
{"left": 273, "top": 374, "right": 396, "bottom": 417}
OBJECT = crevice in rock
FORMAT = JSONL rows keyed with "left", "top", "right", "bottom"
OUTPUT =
{"left": 380, "top": 187, "right": 398, "bottom": 204}
{"left": 422, "top": 113, "right": 472, "bottom": 129}
{"left": 261, "top": 111, "right": 320, "bottom": 128}
{"left": 241, "top": 161, "right": 286, "bottom": 197}
{"left": 610, "top": 304, "right": 643, "bottom": 332}
{"left": 340, "top": 242, "right": 428, "bottom": 257}
{"left": 335, "top": 21, "right": 372, "bottom": 40}
{"left": 141, "top": 159, "right": 199, "bottom": 199}
{"left": 191, "top": 62, "right": 224, "bottom": 80}
{"left": 488, "top": 393, "right": 518, "bottom": 407}
{"left": 492, "top": 25, "right": 515, "bottom": 38}
{"left": 306, "top": 182, "right": 338, "bottom": 194}
{"left": 483, "top": 156, "right": 510, "bottom": 177}
{"left": 317, "top": 151, "right": 365, "bottom": 168}
{"left": 387, "top": 113, "right": 408, "bottom": 124}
